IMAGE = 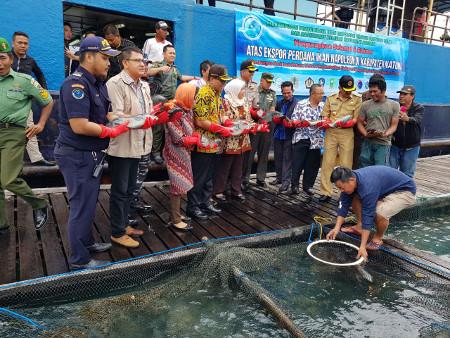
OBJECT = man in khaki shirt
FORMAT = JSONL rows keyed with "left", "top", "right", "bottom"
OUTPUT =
{"left": 319, "top": 75, "right": 361, "bottom": 202}
{"left": 106, "top": 46, "right": 155, "bottom": 248}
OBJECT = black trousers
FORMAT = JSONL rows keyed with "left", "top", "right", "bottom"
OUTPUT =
{"left": 187, "top": 151, "right": 217, "bottom": 211}
{"left": 273, "top": 138, "right": 292, "bottom": 188}
{"left": 243, "top": 130, "right": 272, "bottom": 183}
{"left": 214, "top": 153, "right": 244, "bottom": 196}
{"left": 291, "top": 140, "right": 321, "bottom": 191}
{"left": 109, "top": 156, "right": 139, "bottom": 237}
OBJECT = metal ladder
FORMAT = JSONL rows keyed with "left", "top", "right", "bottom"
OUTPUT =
{"left": 374, "top": 0, "right": 406, "bottom": 36}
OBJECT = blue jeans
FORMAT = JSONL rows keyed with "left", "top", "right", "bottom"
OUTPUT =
{"left": 359, "top": 140, "right": 390, "bottom": 168}
{"left": 389, "top": 145, "right": 420, "bottom": 178}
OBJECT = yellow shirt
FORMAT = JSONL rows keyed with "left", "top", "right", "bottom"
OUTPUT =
{"left": 193, "top": 84, "right": 224, "bottom": 153}
{"left": 321, "top": 92, "right": 361, "bottom": 122}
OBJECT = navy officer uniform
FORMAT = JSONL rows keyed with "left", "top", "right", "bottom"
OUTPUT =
{"left": 55, "top": 37, "right": 126, "bottom": 270}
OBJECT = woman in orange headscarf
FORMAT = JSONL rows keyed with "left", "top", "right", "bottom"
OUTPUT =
{"left": 163, "top": 83, "right": 199, "bottom": 231}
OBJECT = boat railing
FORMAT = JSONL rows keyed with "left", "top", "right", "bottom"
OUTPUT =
{"left": 408, "top": 6, "right": 450, "bottom": 46}
{"left": 196, "top": 0, "right": 369, "bottom": 30}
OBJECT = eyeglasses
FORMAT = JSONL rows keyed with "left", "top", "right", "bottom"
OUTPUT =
{"left": 126, "top": 58, "right": 145, "bottom": 63}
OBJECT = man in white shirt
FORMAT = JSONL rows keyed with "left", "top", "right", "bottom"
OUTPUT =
{"left": 142, "top": 21, "right": 172, "bottom": 63}
{"left": 189, "top": 60, "right": 213, "bottom": 89}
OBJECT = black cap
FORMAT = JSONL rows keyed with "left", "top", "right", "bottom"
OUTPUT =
{"left": 339, "top": 75, "right": 356, "bottom": 92}
{"left": 261, "top": 72, "right": 274, "bottom": 83}
{"left": 240, "top": 59, "right": 258, "bottom": 72}
{"left": 397, "top": 85, "right": 416, "bottom": 95}
{"left": 209, "top": 64, "right": 232, "bottom": 81}
{"left": 79, "top": 36, "right": 120, "bottom": 57}
{"left": 155, "top": 21, "right": 169, "bottom": 30}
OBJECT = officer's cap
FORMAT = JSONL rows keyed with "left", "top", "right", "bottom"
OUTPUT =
{"left": 240, "top": 59, "right": 258, "bottom": 72}
{"left": 261, "top": 72, "right": 274, "bottom": 83}
{"left": 0, "top": 37, "right": 11, "bottom": 53}
{"left": 79, "top": 36, "right": 120, "bottom": 57}
{"left": 339, "top": 75, "right": 356, "bottom": 92}
{"left": 209, "top": 64, "right": 232, "bottom": 82}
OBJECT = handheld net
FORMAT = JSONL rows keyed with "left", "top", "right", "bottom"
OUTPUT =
{"left": 307, "top": 240, "right": 365, "bottom": 266}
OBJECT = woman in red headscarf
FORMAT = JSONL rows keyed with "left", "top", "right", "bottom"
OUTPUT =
{"left": 163, "top": 83, "right": 199, "bottom": 231}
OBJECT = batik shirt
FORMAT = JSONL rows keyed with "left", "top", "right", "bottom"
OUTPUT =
{"left": 291, "top": 98, "right": 324, "bottom": 149}
{"left": 193, "top": 84, "right": 224, "bottom": 154}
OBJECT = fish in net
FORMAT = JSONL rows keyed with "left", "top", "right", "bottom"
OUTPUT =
{"left": 307, "top": 240, "right": 364, "bottom": 266}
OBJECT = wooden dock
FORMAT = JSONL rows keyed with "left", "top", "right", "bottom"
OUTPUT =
{"left": 1, "top": 155, "right": 449, "bottom": 286}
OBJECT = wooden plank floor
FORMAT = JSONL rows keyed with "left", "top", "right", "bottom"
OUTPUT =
{"left": 1, "top": 155, "right": 449, "bottom": 285}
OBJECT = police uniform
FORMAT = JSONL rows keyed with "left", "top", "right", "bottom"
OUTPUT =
{"left": 0, "top": 37, "right": 50, "bottom": 232}
{"left": 55, "top": 37, "right": 120, "bottom": 267}
{"left": 243, "top": 74, "right": 276, "bottom": 185}
{"left": 319, "top": 76, "right": 362, "bottom": 198}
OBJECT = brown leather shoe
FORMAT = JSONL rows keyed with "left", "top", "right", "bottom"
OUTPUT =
{"left": 111, "top": 235, "right": 139, "bottom": 248}
{"left": 125, "top": 226, "right": 144, "bottom": 237}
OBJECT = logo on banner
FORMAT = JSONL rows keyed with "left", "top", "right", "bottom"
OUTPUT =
{"left": 329, "top": 78, "right": 336, "bottom": 89}
{"left": 318, "top": 78, "right": 325, "bottom": 86}
{"left": 305, "top": 77, "right": 314, "bottom": 89}
{"left": 239, "top": 15, "right": 263, "bottom": 41}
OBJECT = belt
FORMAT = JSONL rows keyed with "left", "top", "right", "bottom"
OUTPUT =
{"left": 0, "top": 122, "right": 22, "bottom": 129}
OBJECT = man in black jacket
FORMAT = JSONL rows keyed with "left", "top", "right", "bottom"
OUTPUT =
{"left": 11, "top": 31, "right": 55, "bottom": 166}
{"left": 389, "top": 85, "right": 424, "bottom": 177}
{"left": 271, "top": 81, "right": 298, "bottom": 193}
{"left": 12, "top": 32, "right": 47, "bottom": 88}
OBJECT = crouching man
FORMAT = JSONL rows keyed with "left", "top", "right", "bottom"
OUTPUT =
{"left": 326, "top": 166, "right": 416, "bottom": 260}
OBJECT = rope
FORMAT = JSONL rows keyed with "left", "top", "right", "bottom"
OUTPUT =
{"left": 0, "top": 307, "right": 45, "bottom": 330}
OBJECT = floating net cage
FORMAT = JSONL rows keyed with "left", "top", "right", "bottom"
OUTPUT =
{"left": 0, "top": 225, "right": 448, "bottom": 338}
{"left": 391, "top": 193, "right": 450, "bottom": 223}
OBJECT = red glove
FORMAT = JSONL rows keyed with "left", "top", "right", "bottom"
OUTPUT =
{"left": 142, "top": 112, "right": 168, "bottom": 129}
{"left": 99, "top": 121, "right": 129, "bottom": 138}
{"left": 335, "top": 119, "right": 356, "bottom": 128}
{"left": 168, "top": 109, "right": 183, "bottom": 122}
{"left": 272, "top": 115, "right": 283, "bottom": 125}
{"left": 315, "top": 118, "right": 332, "bottom": 129}
{"left": 155, "top": 111, "right": 169, "bottom": 125}
{"left": 222, "top": 119, "right": 234, "bottom": 127}
{"left": 290, "top": 120, "right": 311, "bottom": 128}
{"left": 182, "top": 135, "right": 200, "bottom": 147}
{"left": 150, "top": 102, "right": 164, "bottom": 115}
{"left": 282, "top": 119, "right": 294, "bottom": 128}
{"left": 250, "top": 107, "right": 266, "bottom": 120}
{"left": 256, "top": 123, "right": 270, "bottom": 133}
{"left": 208, "top": 123, "right": 232, "bottom": 137}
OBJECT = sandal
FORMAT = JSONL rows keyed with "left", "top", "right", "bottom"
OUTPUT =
{"left": 341, "top": 226, "right": 362, "bottom": 236}
{"left": 367, "top": 240, "right": 383, "bottom": 251}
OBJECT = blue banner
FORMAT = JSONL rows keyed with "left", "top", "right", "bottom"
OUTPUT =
{"left": 235, "top": 11, "right": 409, "bottom": 97}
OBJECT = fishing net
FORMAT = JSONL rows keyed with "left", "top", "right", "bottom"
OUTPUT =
{"left": 0, "top": 226, "right": 448, "bottom": 338}
{"left": 307, "top": 240, "right": 364, "bottom": 266}
{"left": 391, "top": 193, "right": 450, "bottom": 223}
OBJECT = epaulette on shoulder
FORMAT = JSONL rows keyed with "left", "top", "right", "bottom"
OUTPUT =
{"left": 14, "top": 72, "right": 32, "bottom": 80}
{"left": 352, "top": 92, "right": 362, "bottom": 97}
{"left": 72, "top": 71, "right": 83, "bottom": 77}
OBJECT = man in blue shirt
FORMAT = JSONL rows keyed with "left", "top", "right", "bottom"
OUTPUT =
{"left": 55, "top": 36, "right": 130, "bottom": 270}
{"left": 327, "top": 166, "right": 416, "bottom": 260}
{"left": 271, "top": 81, "right": 298, "bottom": 193}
